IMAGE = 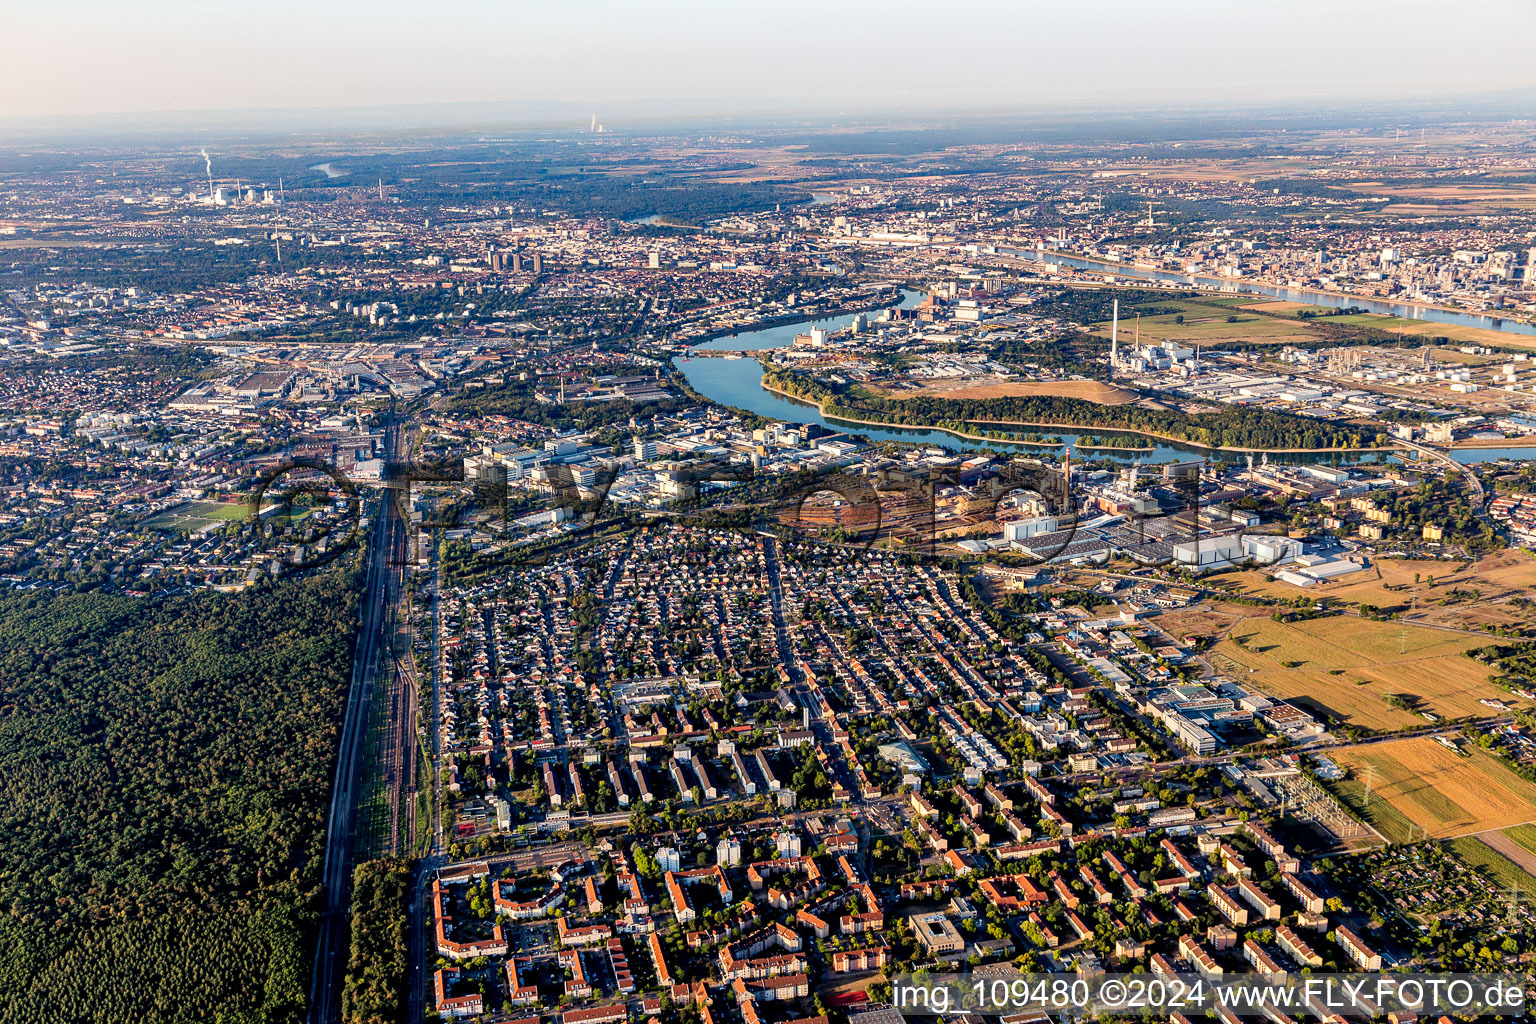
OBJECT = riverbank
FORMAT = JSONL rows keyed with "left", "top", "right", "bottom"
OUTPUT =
{"left": 759, "top": 381, "right": 1399, "bottom": 455}
{"left": 1451, "top": 436, "right": 1536, "bottom": 450}
{"left": 757, "top": 381, "right": 1055, "bottom": 450}
{"left": 681, "top": 290, "right": 917, "bottom": 349}
{"left": 965, "top": 417, "right": 1400, "bottom": 455}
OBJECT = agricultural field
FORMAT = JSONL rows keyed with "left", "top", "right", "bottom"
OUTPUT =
{"left": 1209, "top": 612, "right": 1511, "bottom": 730}
{"left": 1472, "top": 829, "right": 1536, "bottom": 888}
{"left": 1330, "top": 739, "right": 1536, "bottom": 842}
{"left": 1157, "top": 599, "right": 1269, "bottom": 641}
{"left": 1219, "top": 550, "right": 1536, "bottom": 631}
{"left": 145, "top": 500, "right": 252, "bottom": 533}
{"left": 1085, "top": 292, "right": 1534, "bottom": 352}
{"left": 1236, "top": 300, "right": 1329, "bottom": 315}
{"left": 1502, "top": 824, "right": 1536, "bottom": 858}
{"left": 1344, "top": 180, "right": 1536, "bottom": 214}
{"left": 1332, "top": 313, "right": 1536, "bottom": 350}
{"left": 893, "top": 379, "right": 1141, "bottom": 405}
{"left": 1448, "top": 836, "right": 1536, "bottom": 894}
{"left": 1088, "top": 300, "right": 1321, "bottom": 347}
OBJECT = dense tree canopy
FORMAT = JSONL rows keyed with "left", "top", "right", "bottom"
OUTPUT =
{"left": 0, "top": 569, "right": 359, "bottom": 1024}
{"left": 341, "top": 858, "right": 411, "bottom": 1024}
{"left": 764, "top": 367, "right": 1380, "bottom": 451}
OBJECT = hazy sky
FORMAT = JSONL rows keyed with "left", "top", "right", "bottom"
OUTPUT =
{"left": 6, "top": 0, "right": 1536, "bottom": 121}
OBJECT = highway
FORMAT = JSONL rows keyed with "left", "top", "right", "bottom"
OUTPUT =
{"left": 307, "top": 420, "right": 406, "bottom": 1024}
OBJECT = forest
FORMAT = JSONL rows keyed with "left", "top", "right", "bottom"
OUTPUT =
{"left": 446, "top": 375, "right": 690, "bottom": 429}
{"left": 0, "top": 569, "right": 360, "bottom": 1024}
{"left": 341, "top": 858, "right": 411, "bottom": 1024}
{"left": 763, "top": 368, "right": 1382, "bottom": 451}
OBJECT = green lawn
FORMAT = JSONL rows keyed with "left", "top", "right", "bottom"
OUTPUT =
{"left": 1326, "top": 776, "right": 1418, "bottom": 844}
{"left": 1089, "top": 298, "right": 1324, "bottom": 346}
{"left": 1503, "top": 824, "right": 1536, "bottom": 857}
{"left": 145, "top": 500, "right": 252, "bottom": 532}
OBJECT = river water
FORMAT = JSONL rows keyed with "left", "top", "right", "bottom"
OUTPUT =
{"left": 675, "top": 288, "right": 1532, "bottom": 466}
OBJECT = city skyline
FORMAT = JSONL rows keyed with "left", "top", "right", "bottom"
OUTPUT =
{"left": 11, "top": 14, "right": 1536, "bottom": 1023}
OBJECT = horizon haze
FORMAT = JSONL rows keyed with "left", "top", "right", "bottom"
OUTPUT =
{"left": 6, "top": 0, "right": 1536, "bottom": 125}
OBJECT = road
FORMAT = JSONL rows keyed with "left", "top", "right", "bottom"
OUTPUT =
{"left": 761, "top": 535, "right": 798, "bottom": 679}
{"left": 307, "top": 420, "right": 406, "bottom": 1024}
{"left": 1398, "top": 438, "right": 1486, "bottom": 507}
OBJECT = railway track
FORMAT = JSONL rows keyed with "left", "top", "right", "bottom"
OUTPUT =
{"left": 308, "top": 418, "right": 413, "bottom": 1024}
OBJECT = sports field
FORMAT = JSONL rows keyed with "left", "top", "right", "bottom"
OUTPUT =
{"left": 145, "top": 500, "right": 252, "bottom": 533}
{"left": 1329, "top": 739, "right": 1536, "bottom": 842}
{"left": 1210, "top": 613, "right": 1507, "bottom": 730}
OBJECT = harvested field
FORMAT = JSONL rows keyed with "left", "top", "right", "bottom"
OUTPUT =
{"left": 1210, "top": 613, "right": 1509, "bottom": 730}
{"left": 1330, "top": 740, "right": 1536, "bottom": 841}
{"left": 1219, "top": 551, "right": 1536, "bottom": 631}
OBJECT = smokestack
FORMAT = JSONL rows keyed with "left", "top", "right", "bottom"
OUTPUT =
{"left": 1110, "top": 298, "right": 1118, "bottom": 368}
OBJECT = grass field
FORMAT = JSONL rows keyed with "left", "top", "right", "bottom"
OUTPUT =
{"left": 1210, "top": 613, "right": 1506, "bottom": 730}
{"left": 145, "top": 499, "right": 252, "bottom": 533}
{"left": 893, "top": 379, "right": 1141, "bottom": 405}
{"left": 1236, "top": 300, "right": 1330, "bottom": 315}
{"left": 1121, "top": 295, "right": 1536, "bottom": 350}
{"left": 1220, "top": 550, "right": 1536, "bottom": 631}
{"left": 1329, "top": 740, "right": 1536, "bottom": 841}
{"left": 1503, "top": 824, "right": 1536, "bottom": 857}
{"left": 1327, "top": 312, "right": 1536, "bottom": 349}
{"left": 1088, "top": 300, "right": 1321, "bottom": 347}
{"left": 1158, "top": 600, "right": 1270, "bottom": 645}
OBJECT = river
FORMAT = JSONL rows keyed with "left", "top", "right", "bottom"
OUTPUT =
{"left": 676, "top": 289, "right": 1533, "bottom": 466}
{"left": 680, "top": 291, "right": 1265, "bottom": 464}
